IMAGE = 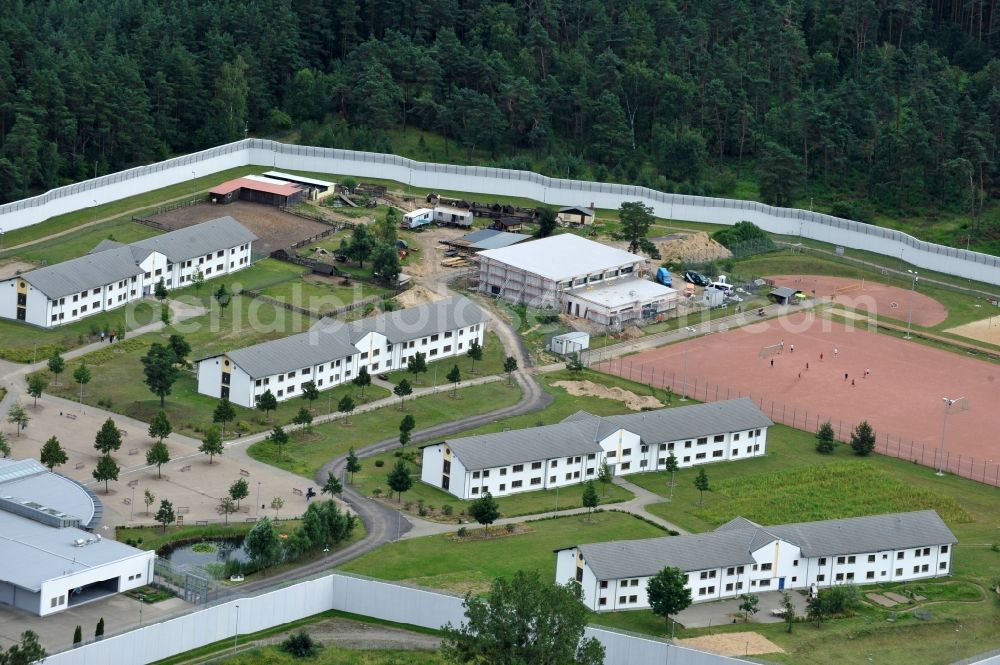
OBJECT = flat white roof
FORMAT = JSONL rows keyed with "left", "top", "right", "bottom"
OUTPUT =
{"left": 405, "top": 208, "right": 434, "bottom": 217}
{"left": 262, "top": 171, "right": 336, "bottom": 188}
{"left": 478, "top": 234, "right": 647, "bottom": 282}
{"left": 434, "top": 205, "right": 473, "bottom": 215}
{"left": 244, "top": 174, "right": 296, "bottom": 186}
{"left": 568, "top": 277, "right": 676, "bottom": 309}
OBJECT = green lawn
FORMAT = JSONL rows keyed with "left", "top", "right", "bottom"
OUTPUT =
{"left": 260, "top": 276, "right": 391, "bottom": 315}
{"left": 117, "top": 519, "right": 305, "bottom": 554}
{"left": 217, "top": 646, "right": 444, "bottom": 665}
{"left": 339, "top": 511, "right": 666, "bottom": 595}
{"left": 11, "top": 217, "right": 163, "bottom": 265}
{"left": 354, "top": 449, "right": 633, "bottom": 521}
{"left": 248, "top": 381, "right": 523, "bottom": 478}
{"left": 383, "top": 331, "right": 508, "bottom": 388}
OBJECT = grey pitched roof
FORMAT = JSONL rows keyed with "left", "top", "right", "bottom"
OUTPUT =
{"left": 442, "top": 419, "right": 605, "bottom": 471}
{"left": 457, "top": 229, "right": 531, "bottom": 250}
{"left": 559, "top": 206, "right": 595, "bottom": 217}
{"left": 219, "top": 328, "right": 358, "bottom": 380}
{"left": 767, "top": 510, "right": 957, "bottom": 557}
{"left": 568, "top": 511, "right": 957, "bottom": 579}
{"left": 313, "top": 295, "right": 489, "bottom": 345}
{"left": 770, "top": 287, "right": 796, "bottom": 298}
{"left": 20, "top": 246, "right": 144, "bottom": 300}
{"left": 90, "top": 239, "right": 153, "bottom": 263}
{"left": 132, "top": 216, "right": 257, "bottom": 263}
{"left": 562, "top": 398, "right": 773, "bottom": 444}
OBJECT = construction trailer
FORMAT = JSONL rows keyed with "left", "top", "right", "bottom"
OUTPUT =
{"left": 550, "top": 331, "right": 590, "bottom": 355}
{"left": 433, "top": 205, "right": 474, "bottom": 227}
{"left": 402, "top": 208, "right": 434, "bottom": 229}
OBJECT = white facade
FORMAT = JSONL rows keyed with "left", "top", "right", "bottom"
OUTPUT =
{"left": 197, "top": 298, "right": 488, "bottom": 407}
{"left": 402, "top": 208, "right": 434, "bottom": 228}
{"left": 433, "top": 205, "right": 473, "bottom": 227}
{"left": 421, "top": 400, "right": 771, "bottom": 500}
{"left": 557, "top": 511, "right": 956, "bottom": 612}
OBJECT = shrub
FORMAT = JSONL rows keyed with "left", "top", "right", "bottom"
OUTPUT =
{"left": 404, "top": 501, "right": 412, "bottom": 511}
{"left": 823, "top": 584, "right": 861, "bottom": 615}
{"left": 374, "top": 459, "right": 384, "bottom": 467}
{"left": 281, "top": 630, "right": 320, "bottom": 658}
{"left": 394, "top": 450, "right": 403, "bottom": 457}
{"left": 457, "top": 527, "right": 468, "bottom": 538}
{"left": 442, "top": 504, "right": 454, "bottom": 516}
{"left": 504, "top": 523, "right": 515, "bottom": 534}
{"left": 372, "top": 488, "right": 383, "bottom": 498}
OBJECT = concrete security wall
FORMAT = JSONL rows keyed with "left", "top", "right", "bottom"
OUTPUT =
{"left": 42, "top": 572, "right": 753, "bottom": 665}
{"left": 3, "top": 138, "right": 997, "bottom": 285}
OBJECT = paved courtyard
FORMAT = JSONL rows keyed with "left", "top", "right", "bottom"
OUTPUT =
{"left": 675, "top": 590, "right": 811, "bottom": 629}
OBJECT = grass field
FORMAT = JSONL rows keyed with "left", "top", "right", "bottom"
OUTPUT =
{"left": 339, "top": 511, "right": 666, "bottom": 595}
{"left": 11, "top": 217, "right": 163, "bottom": 265}
{"left": 217, "top": 646, "right": 444, "bottom": 665}
{"left": 382, "top": 331, "right": 509, "bottom": 388}
{"left": 248, "top": 380, "right": 523, "bottom": 478}
{"left": 260, "top": 277, "right": 392, "bottom": 315}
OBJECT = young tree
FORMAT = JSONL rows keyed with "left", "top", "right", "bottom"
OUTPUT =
{"left": 346, "top": 447, "right": 361, "bottom": 482}
{"left": 73, "top": 362, "right": 91, "bottom": 402}
{"left": 40, "top": 436, "right": 67, "bottom": 471}
{"left": 300, "top": 380, "right": 320, "bottom": 410}
{"left": 26, "top": 374, "right": 47, "bottom": 407}
{"left": 646, "top": 567, "right": 693, "bottom": 629}
{"left": 321, "top": 471, "right": 342, "bottom": 496}
{"left": 503, "top": 356, "right": 518, "bottom": 385}
{"left": 95, "top": 618, "right": 104, "bottom": 640}
{"left": 229, "top": 477, "right": 249, "bottom": 510}
{"left": 154, "top": 499, "right": 175, "bottom": 532}
{"left": 148, "top": 410, "right": 172, "bottom": 443}
{"left": 338, "top": 394, "right": 355, "bottom": 424}
{"left": 161, "top": 304, "right": 171, "bottom": 326}
{"left": 619, "top": 200, "right": 656, "bottom": 255}
{"left": 597, "top": 460, "right": 612, "bottom": 497}
{"left": 446, "top": 364, "right": 461, "bottom": 397}
{"left": 146, "top": 441, "right": 170, "bottom": 478}
{"left": 466, "top": 339, "right": 483, "bottom": 373}
{"left": 244, "top": 516, "right": 283, "bottom": 574}
{"left": 535, "top": 206, "right": 558, "bottom": 237}
{"left": 738, "top": 593, "right": 760, "bottom": 622}
{"left": 386, "top": 458, "right": 413, "bottom": 501}
{"left": 217, "top": 496, "right": 237, "bottom": 525}
{"left": 191, "top": 269, "right": 205, "bottom": 294}
{"left": 664, "top": 452, "right": 679, "bottom": 501}
{"left": 781, "top": 591, "right": 796, "bottom": 633}
{"left": 582, "top": 481, "right": 599, "bottom": 513}
{"left": 268, "top": 425, "right": 289, "bottom": 460}
{"left": 143, "top": 488, "right": 155, "bottom": 515}
{"left": 48, "top": 350, "right": 65, "bottom": 385}
{"left": 73, "top": 624, "right": 82, "bottom": 647}
{"left": 0, "top": 433, "right": 10, "bottom": 458}
{"left": 214, "top": 283, "right": 232, "bottom": 317}
{"left": 2, "top": 630, "right": 47, "bottom": 662}
{"left": 399, "top": 414, "right": 416, "bottom": 447}
{"left": 167, "top": 334, "right": 191, "bottom": 365}
{"left": 694, "top": 467, "right": 710, "bottom": 506}
{"left": 293, "top": 407, "right": 313, "bottom": 432}
{"left": 806, "top": 594, "right": 828, "bottom": 625}
{"left": 393, "top": 378, "right": 412, "bottom": 408}
{"left": 212, "top": 398, "right": 236, "bottom": 439}
{"left": 256, "top": 389, "right": 278, "bottom": 421}
{"left": 141, "top": 343, "right": 179, "bottom": 407}
{"left": 441, "top": 571, "right": 604, "bottom": 665}
{"left": 92, "top": 455, "right": 120, "bottom": 493}
{"left": 270, "top": 496, "right": 284, "bottom": 520}
{"left": 352, "top": 366, "right": 371, "bottom": 398}
{"left": 371, "top": 242, "right": 401, "bottom": 284}
{"left": 344, "top": 224, "right": 376, "bottom": 268}
{"left": 850, "top": 420, "right": 876, "bottom": 456}
{"left": 468, "top": 491, "right": 501, "bottom": 533}
{"left": 94, "top": 418, "right": 123, "bottom": 455}
{"left": 565, "top": 352, "right": 584, "bottom": 373}
{"left": 816, "top": 421, "right": 836, "bottom": 454}
{"left": 407, "top": 351, "right": 427, "bottom": 384}
{"left": 154, "top": 277, "right": 168, "bottom": 301}
{"left": 7, "top": 402, "right": 29, "bottom": 437}
{"left": 199, "top": 426, "right": 223, "bottom": 464}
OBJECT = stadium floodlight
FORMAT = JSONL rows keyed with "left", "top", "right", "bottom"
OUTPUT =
{"left": 936, "top": 397, "right": 969, "bottom": 476}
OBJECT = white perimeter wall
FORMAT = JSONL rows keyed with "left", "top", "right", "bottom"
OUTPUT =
{"left": 42, "top": 572, "right": 752, "bottom": 665}
{"left": 2, "top": 138, "right": 997, "bottom": 285}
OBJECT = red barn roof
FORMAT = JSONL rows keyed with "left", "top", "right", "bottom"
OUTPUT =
{"left": 209, "top": 177, "right": 302, "bottom": 197}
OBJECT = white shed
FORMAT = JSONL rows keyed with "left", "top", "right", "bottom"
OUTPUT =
{"left": 550, "top": 331, "right": 590, "bottom": 355}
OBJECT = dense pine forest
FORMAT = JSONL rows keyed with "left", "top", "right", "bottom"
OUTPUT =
{"left": 1, "top": 0, "right": 999, "bottom": 247}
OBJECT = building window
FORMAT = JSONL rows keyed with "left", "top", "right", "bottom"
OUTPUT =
{"left": 712, "top": 450, "right": 723, "bottom": 458}
{"left": 896, "top": 568, "right": 903, "bottom": 576}
{"left": 622, "top": 448, "right": 631, "bottom": 456}
{"left": 549, "top": 476, "right": 556, "bottom": 483}
{"left": 530, "top": 477, "right": 541, "bottom": 485}
{"left": 599, "top": 598, "right": 607, "bottom": 606}
{"left": 818, "top": 558, "right": 827, "bottom": 566}
{"left": 760, "top": 563, "right": 772, "bottom": 571}
{"left": 629, "top": 595, "right": 638, "bottom": 603}
{"left": 940, "top": 562, "right": 947, "bottom": 570}
{"left": 683, "top": 456, "right": 690, "bottom": 463}
{"left": 620, "top": 462, "right": 631, "bottom": 470}
{"left": 695, "top": 453, "right": 706, "bottom": 460}
{"left": 897, "top": 552, "right": 904, "bottom": 560}
{"left": 816, "top": 574, "right": 825, "bottom": 582}
{"left": 759, "top": 579, "right": 770, "bottom": 588}
{"left": 868, "top": 555, "right": 876, "bottom": 563}
{"left": 697, "top": 437, "right": 708, "bottom": 445}
{"left": 551, "top": 460, "right": 558, "bottom": 468}
{"left": 513, "top": 464, "right": 523, "bottom": 473}
{"left": 913, "top": 566, "right": 920, "bottom": 574}
{"left": 941, "top": 545, "right": 949, "bottom": 553}
{"left": 471, "top": 487, "right": 479, "bottom": 495}
{"left": 472, "top": 471, "right": 480, "bottom": 479}
{"left": 684, "top": 441, "right": 692, "bottom": 448}
{"left": 619, "top": 596, "right": 627, "bottom": 604}
{"left": 531, "top": 462, "right": 542, "bottom": 470}
{"left": 837, "top": 556, "right": 846, "bottom": 565}
{"left": 714, "top": 434, "right": 725, "bottom": 443}
{"left": 867, "top": 571, "right": 875, "bottom": 580}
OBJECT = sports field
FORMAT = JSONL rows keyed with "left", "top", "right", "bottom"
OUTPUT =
{"left": 595, "top": 311, "right": 1000, "bottom": 480}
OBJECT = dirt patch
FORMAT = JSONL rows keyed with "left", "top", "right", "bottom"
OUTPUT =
{"left": 677, "top": 631, "right": 784, "bottom": 657}
{"left": 657, "top": 232, "right": 732, "bottom": 265}
{"left": 768, "top": 274, "right": 948, "bottom": 327}
{"left": 553, "top": 380, "right": 663, "bottom": 410}
{"left": 274, "top": 616, "right": 441, "bottom": 651}
{"left": 147, "top": 201, "right": 329, "bottom": 255}
{"left": 945, "top": 313, "right": 1000, "bottom": 346}
{"left": 0, "top": 260, "right": 37, "bottom": 279}
{"left": 395, "top": 285, "right": 443, "bottom": 308}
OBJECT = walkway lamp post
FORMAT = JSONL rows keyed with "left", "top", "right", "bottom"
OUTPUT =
{"left": 904, "top": 270, "right": 918, "bottom": 339}
{"left": 937, "top": 397, "right": 967, "bottom": 476}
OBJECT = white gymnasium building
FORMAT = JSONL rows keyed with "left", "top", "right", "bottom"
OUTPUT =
{"left": 476, "top": 234, "right": 677, "bottom": 325}
{"left": 556, "top": 510, "right": 956, "bottom": 612}
{"left": 0, "top": 459, "right": 155, "bottom": 617}
{"left": 420, "top": 398, "right": 772, "bottom": 499}
{"left": 196, "top": 296, "right": 488, "bottom": 407}
{"left": 0, "top": 216, "right": 256, "bottom": 327}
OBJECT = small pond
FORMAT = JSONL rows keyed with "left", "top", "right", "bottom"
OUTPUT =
{"left": 161, "top": 539, "right": 250, "bottom": 577}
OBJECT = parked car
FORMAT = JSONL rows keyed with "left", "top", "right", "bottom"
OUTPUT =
{"left": 443, "top": 249, "right": 459, "bottom": 257}
{"left": 684, "top": 270, "right": 711, "bottom": 286}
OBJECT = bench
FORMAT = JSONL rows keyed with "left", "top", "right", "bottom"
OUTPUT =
{"left": 64, "top": 413, "right": 77, "bottom": 420}
{"left": 128, "top": 448, "right": 139, "bottom": 456}
{"left": 127, "top": 479, "right": 139, "bottom": 488}
{"left": 292, "top": 488, "right": 304, "bottom": 496}
{"left": 239, "top": 469, "right": 250, "bottom": 477}
{"left": 75, "top": 463, "right": 85, "bottom": 470}
{"left": 245, "top": 517, "right": 257, "bottom": 523}
{"left": 122, "top": 498, "right": 131, "bottom": 505}
{"left": 180, "top": 465, "right": 191, "bottom": 473}
{"left": 196, "top": 520, "right": 209, "bottom": 526}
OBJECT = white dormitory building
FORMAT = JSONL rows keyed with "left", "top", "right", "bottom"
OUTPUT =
{"left": 0, "top": 459, "right": 155, "bottom": 616}
{"left": 0, "top": 216, "right": 256, "bottom": 328}
{"left": 420, "top": 398, "right": 772, "bottom": 499}
{"left": 196, "top": 296, "right": 488, "bottom": 407}
{"left": 556, "top": 510, "right": 956, "bottom": 612}
{"left": 476, "top": 234, "right": 678, "bottom": 326}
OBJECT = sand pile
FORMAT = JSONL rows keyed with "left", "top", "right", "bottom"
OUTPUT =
{"left": 677, "top": 632, "right": 784, "bottom": 657}
{"left": 553, "top": 380, "right": 663, "bottom": 411}
{"left": 659, "top": 232, "right": 732, "bottom": 265}
{"left": 395, "top": 285, "right": 442, "bottom": 308}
